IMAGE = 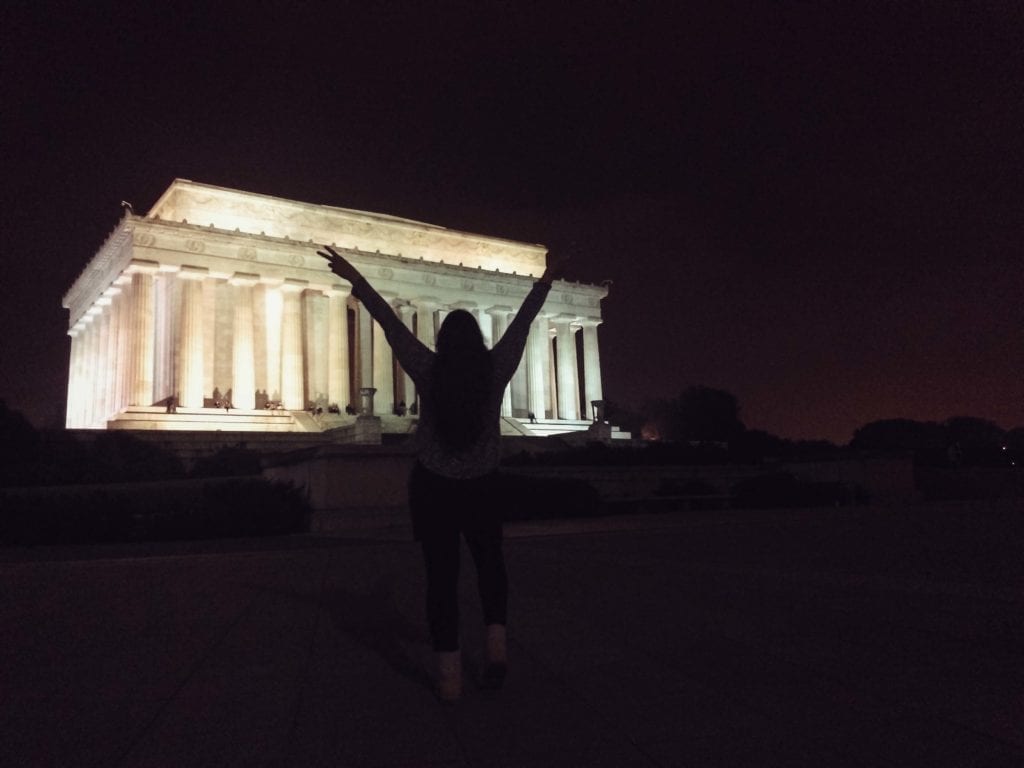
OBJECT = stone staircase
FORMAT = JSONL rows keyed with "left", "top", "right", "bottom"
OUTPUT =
{"left": 503, "top": 417, "right": 631, "bottom": 440}
{"left": 107, "top": 406, "right": 307, "bottom": 432}
{"left": 106, "top": 406, "right": 631, "bottom": 441}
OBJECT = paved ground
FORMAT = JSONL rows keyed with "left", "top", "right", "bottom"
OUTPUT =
{"left": 1, "top": 504, "right": 1022, "bottom": 767}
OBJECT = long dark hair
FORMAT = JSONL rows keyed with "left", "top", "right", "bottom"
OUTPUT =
{"left": 430, "top": 309, "right": 493, "bottom": 450}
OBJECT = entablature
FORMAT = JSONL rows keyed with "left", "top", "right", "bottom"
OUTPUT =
{"left": 64, "top": 201, "right": 608, "bottom": 328}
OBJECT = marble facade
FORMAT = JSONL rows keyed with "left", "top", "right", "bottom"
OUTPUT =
{"left": 63, "top": 180, "right": 608, "bottom": 431}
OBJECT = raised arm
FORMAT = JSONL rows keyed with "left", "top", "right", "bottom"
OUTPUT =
{"left": 317, "top": 245, "right": 432, "bottom": 382}
{"left": 490, "top": 249, "right": 568, "bottom": 379}
{"left": 536, "top": 248, "right": 569, "bottom": 286}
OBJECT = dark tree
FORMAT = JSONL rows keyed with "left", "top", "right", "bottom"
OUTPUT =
{"left": 1005, "top": 427, "right": 1024, "bottom": 466}
{"left": 944, "top": 416, "right": 1006, "bottom": 466}
{"left": 601, "top": 399, "right": 643, "bottom": 437}
{"left": 650, "top": 386, "right": 746, "bottom": 444}
{"left": 850, "top": 418, "right": 948, "bottom": 464}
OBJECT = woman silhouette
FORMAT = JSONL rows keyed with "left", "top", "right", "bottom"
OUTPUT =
{"left": 319, "top": 245, "right": 561, "bottom": 701}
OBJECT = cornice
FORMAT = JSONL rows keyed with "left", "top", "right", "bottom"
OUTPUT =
{"left": 62, "top": 214, "right": 135, "bottom": 326}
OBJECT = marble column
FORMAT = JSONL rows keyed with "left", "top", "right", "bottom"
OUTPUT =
{"left": 304, "top": 289, "right": 328, "bottom": 406}
{"left": 372, "top": 314, "right": 394, "bottom": 415}
{"left": 581, "top": 320, "right": 603, "bottom": 413}
{"left": 553, "top": 315, "right": 580, "bottom": 420}
{"left": 572, "top": 325, "right": 582, "bottom": 419}
{"left": 82, "top": 313, "right": 99, "bottom": 427}
{"left": 264, "top": 284, "right": 283, "bottom": 402}
{"left": 508, "top": 311, "right": 529, "bottom": 415}
{"left": 202, "top": 278, "right": 218, "bottom": 402}
{"left": 280, "top": 279, "right": 306, "bottom": 410}
{"left": 176, "top": 267, "right": 207, "bottom": 409}
{"left": 548, "top": 328, "right": 558, "bottom": 419}
{"left": 230, "top": 273, "right": 259, "bottom": 409}
{"left": 96, "top": 302, "right": 113, "bottom": 423}
{"left": 153, "top": 272, "right": 174, "bottom": 406}
{"left": 487, "top": 307, "right": 513, "bottom": 417}
{"left": 415, "top": 298, "right": 438, "bottom": 351}
{"left": 327, "top": 285, "right": 351, "bottom": 410}
{"left": 526, "top": 316, "right": 548, "bottom": 420}
{"left": 64, "top": 331, "right": 75, "bottom": 428}
{"left": 127, "top": 265, "right": 157, "bottom": 406}
{"left": 111, "top": 280, "right": 130, "bottom": 415}
{"left": 97, "top": 309, "right": 110, "bottom": 424}
{"left": 396, "top": 303, "right": 416, "bottom": 410}
{"left": 473, "top": 307, "right": 493, "bottom": 349}
{"left": 66, "top": 325, "right": 84, "bottom": 428}
{"left": 103, "top": 294, "right": 121, "bottom": 421}
{"left": 357, "top": 302, "right": 373, "bottom": 396}
{"left": 75, "top": 325, "right": 88, "bottom": 425}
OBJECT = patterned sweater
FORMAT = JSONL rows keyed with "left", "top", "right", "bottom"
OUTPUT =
{"left": 352, "top": 277, "right": 551, "bottom": 478}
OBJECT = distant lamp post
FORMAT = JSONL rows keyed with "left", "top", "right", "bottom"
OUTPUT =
{"left": 590, "top": 399, "right": 606, "bottom": 423}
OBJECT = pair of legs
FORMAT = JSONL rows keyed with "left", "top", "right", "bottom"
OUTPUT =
{"left": 409, "top": 462, "right": 507, "bottom": 653}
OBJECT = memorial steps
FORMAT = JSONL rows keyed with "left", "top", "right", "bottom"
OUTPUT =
{"left": 105, "top": 406, "right": 628, "bottom": 440}
{"left": 509, "top": 416, "right": 631, "bottom": 440}
{"left": 107, "top": 406, "right": 303, "bottom": 432}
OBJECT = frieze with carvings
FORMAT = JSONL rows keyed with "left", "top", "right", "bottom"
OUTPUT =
{"left": 422, "top": 274, "right": 437, "bottom": 287}
{"left": 288, "top": 254, "right": 304, "bottom": 267}
{"left": 186, "top": 239, "right": 205, "bottom": 253}
{"left": 239, "top": 246, "right": 257, "bottom": 261}
{"left": 136, "top": 233, "right": 155, "bottom": 247}
{"left": 377, "top": 267, "right": 394, "bottom": 279}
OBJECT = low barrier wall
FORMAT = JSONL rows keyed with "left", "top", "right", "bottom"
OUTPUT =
{"left": 262, "top": 448, "right": 917, "bottom": 533}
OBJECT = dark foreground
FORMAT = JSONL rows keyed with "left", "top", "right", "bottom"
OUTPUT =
{"left": 2, "top": 503, "right": 1021, "bottom": 767}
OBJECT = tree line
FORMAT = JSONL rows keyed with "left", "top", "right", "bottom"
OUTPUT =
{"left": 605, "top": 386, "right": 1023, "bottom": 468}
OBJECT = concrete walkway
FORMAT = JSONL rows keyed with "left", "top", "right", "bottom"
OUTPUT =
{"left": 1, "top": 507, "right": 1021, "bottom": 767}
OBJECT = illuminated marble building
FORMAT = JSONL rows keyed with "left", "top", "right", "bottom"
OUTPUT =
{"left": 63, "top": 180, "right": 610, "bottom": 435}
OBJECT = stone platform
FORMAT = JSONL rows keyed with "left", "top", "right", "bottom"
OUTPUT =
{"left": 105, "top": 406, "right": 629, "bottom": 440}
{"left": 108, "top": 405, "right": 305, "bottom": 432}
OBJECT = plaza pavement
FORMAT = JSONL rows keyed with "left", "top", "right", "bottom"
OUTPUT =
{"left": 1, "top": 505, "right": 1021, "bottom": 767}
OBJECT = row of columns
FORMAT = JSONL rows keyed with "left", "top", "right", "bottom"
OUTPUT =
{"left": 67, "top": 264, "right": 603, "bottom": 428}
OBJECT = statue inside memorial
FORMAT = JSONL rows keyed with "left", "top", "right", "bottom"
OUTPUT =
{"left": 318, "top": 244, "right": 564, "bottom": 701}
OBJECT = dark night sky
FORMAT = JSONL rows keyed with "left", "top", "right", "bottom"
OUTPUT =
{"left": 1, "top": 1, "right": 1021, "bottom": 443}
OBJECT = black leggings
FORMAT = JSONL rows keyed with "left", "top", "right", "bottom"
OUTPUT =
{"left": 409, "top": 462, "right": 507, "bottom": 652}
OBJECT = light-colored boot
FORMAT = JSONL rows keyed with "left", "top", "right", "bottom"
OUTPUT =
{"left": 482, "top": 623, "right": 507, "bottom": 690}
{"left": 437, "top": 651, "right": 462, "bottom": 702}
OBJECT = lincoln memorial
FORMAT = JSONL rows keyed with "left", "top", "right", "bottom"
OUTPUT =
{"left": 63, "top": 180, "right": 613, "bottom": 437}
